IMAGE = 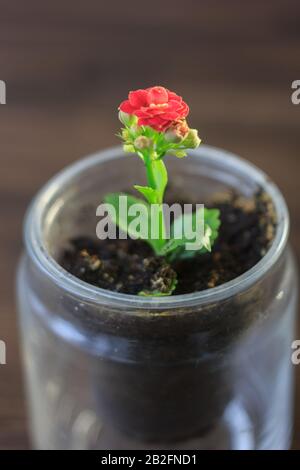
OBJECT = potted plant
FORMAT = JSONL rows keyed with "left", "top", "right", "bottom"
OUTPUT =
{"left": 17, "top": 86, "right": 297, "bottom": 450}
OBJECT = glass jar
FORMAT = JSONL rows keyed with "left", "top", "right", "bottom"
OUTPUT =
{"left": 17, "top": 145, "right": 297, "bottom": 450}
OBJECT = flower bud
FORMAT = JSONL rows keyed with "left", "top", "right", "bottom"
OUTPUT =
{"left": 121, "top": 128, "right": 130, "bottom": 140}
{"left": 164, "top": 129, "right": 182, "bottom": 144}
{"left": 118, "top": 110, "right": 138, "bottom": 127}
{"left": 123, "top": 143, "right": 135, "bottom": 153}
{"left": 134, "top": 136, "right": 152, "bottom": 150}
{"left": 182, "top": 128, "right": 201, "bottom": 149}
{"left": 164, "top": 120, "right": 189, "bottom": 143}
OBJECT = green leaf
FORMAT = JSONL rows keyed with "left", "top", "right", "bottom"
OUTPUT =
{"left": 103, "top": 192, "right": 161, "bottom": 254}
{"left": 203, "top": 208, "right": 221, "bottom": 245}
{"left": 151, "top": 159, "right": 168, "bottom": 202}
{"left": 134, "top": 185, "right": 157, "bottom": 204}
{"left": 160, "top": 213, "right": 196, "bottom": 258}
{"left": 159, "top": 207, "right": 220, "bottom": 260}
{"left": 158, "top": 238, "right": 182, "bottom": 257}
{"left": 202, "top": 225, "right": 213, "bottom": 251}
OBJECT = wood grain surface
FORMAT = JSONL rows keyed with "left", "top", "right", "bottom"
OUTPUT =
{"left": 0, "top": 0, "right": 299, "bottom": 449}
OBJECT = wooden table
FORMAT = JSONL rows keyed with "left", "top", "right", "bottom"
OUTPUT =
{"left": 0, "top": 0, "right": 299, "bottom": 449}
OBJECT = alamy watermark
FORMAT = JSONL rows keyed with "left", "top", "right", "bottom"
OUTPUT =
{"left": 96, "top": 198, "right": 206, "bottom": 251}
{"left": 0, "top": 80, "right": 6, "bottom": 104}
{"left": 291, "top": 80, "right": 300, "bottom": 105}
{"left": 0, "top": 340, "right": 6, "bottom": 365}
{"left": 291, "top": 340, "right": 300, "bottom": 365}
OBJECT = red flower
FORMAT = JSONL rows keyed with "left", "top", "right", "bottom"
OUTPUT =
{"left": 119, "top": 86, "right": 189, "bottom": 132}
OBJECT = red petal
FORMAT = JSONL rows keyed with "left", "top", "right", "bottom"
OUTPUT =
{"left": 161, "top": 120, "right": 173, "bottom": 131}
{"left": 148, "top": 106, "right": 168, "bottom": 116}
{"left": 128, "top": 89, "right": 148, "bottom": 108}
{"left": 134, "top": 108, "right": 152, "bottom": 118}
{"left": 180, "top": 102, "right": 189, "bottom": 117}
{"left": 147, "top": 86, "right": 168, "bottom": 105}
{"left": 167, "top": 91, "right": 182, "bottom": 102}
{"left": 137, "top": 116, "right": 163, "bottom": 132}
{"left": 148, "top": 117, "right": 171, "bottom": 131}
{"left": 160, "top": 111, "right": 180, "bottom": 120}
{"left": 138, "top": 118, "right": 162, "bottom": 131}
{"left": 119, "top": 100, "right": 135, "bottom": 114}
{"left": 137, "top": 118, "right": 150, "bottom": 127}
{"left": 167, "top": 100, "right": 182, "bottom": 111}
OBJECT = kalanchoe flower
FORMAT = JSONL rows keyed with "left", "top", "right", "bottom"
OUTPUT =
{"left": 118, "top": 86, "right": 201, "bottom": 160}
{"left": 119, "top": 86, "right": 189, "bottom": 132}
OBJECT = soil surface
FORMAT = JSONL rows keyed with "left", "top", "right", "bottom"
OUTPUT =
{"left": 60, "top": 191, "right": 277, "bottom": 295}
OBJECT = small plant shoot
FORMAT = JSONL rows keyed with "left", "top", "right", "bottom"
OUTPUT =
{"left": 104, "top": 86, "right": 220, "bottom": 296}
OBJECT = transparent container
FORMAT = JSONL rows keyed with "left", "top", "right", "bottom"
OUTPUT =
{"left": 17, "top": 145, "right": 298, "bottom": 450}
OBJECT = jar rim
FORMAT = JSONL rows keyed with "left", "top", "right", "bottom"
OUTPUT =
{"left": 24, "top": 145, "right": 289, "bottom": 310}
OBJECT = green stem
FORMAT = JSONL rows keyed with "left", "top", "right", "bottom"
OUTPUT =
{"left": 157, "top": 204, "right": 166, "bottom": 247}
{"left": 144, "top": 152, "right": 166, "bottom": 246}
{"left": 144, "top": 154, "right": 157, "bottom": 193}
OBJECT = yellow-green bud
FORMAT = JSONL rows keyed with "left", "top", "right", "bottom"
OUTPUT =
{"left": 123, "top": 143, "right": 135, "bottom": 153}
{"left": 183, "top": 129, "right": 201, "bottom": 149}
{"left": 134, "top": 136, "right": 152, "bottom": 150}
{"left": 118, "top": 111, "right": 138, "bottom": 127}
{"left": 121, "top": 128, "right": 130, "bottom": 140}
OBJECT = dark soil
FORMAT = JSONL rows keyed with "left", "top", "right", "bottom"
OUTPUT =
{"left": 60, "top": 190, "right": 277, "bottom": 295}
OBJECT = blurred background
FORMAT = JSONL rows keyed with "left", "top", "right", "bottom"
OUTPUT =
{"left": 0, "top": 0, "right": 300, "bottom": 449}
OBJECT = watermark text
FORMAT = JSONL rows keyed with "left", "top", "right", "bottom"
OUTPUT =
{"left": 0, "top": 80, "right": 6, "bottom": 104}
{"left": 0, "top": 340, "right": 6, "bottom": 365}
{"left": 292, "top": 340, "right": 300, "bottom": 365}
{"left": 291, "top": 80, "right": 300, "bottom": 105}
{"left": 96, "top": 198, "right": 206, "bottom": 251}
